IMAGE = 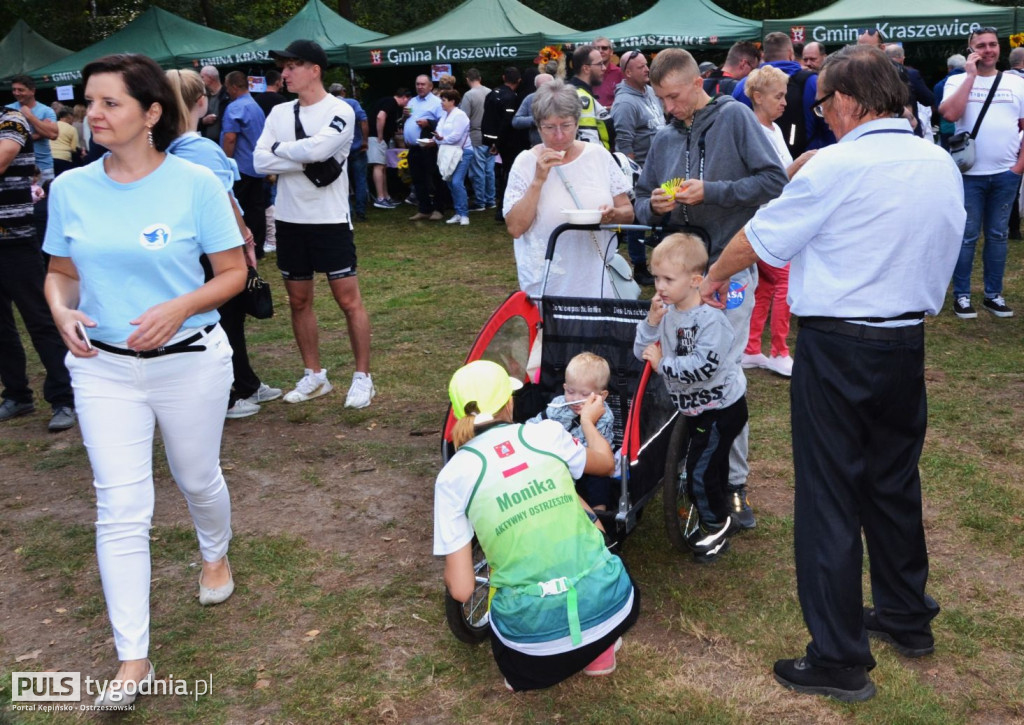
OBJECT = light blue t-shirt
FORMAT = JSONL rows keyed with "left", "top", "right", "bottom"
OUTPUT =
{"left": 6, "top": 101, "right": 56, "bottom": 170}
{"left": 220, "top": 92, "right": 266, "bottom": 178}
{"left": 167, "top": 132, "right": 240, "bottom": 193}
{"left": 43, "top": 153, "right": 242, "bottom": 344}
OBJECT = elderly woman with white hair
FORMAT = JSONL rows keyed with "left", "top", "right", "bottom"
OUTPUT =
{"left": 503, "top": 80, "right": 634, "bottom": 297}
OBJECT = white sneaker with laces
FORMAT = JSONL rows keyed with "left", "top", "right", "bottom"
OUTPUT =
{"left": 283, "top": 369, "right": 332, "bottom": 403}
{"left": 226, "top": 398, "right": 260, "bottom": 419}
{"left": 446, "top": 214, "right": 462, "bottom": 225}
{"left": 250, "top": 382, "right": 282, "bottom": 403}
{"left": 345, "top": 373, "right": 376, "bottom": 409}
{"left": 766, "top": 354, "right": 794, "bottom": 377}
{"left": 459, "top": 215, "right": 470, "bottom": 226}
{"left": 263, "top": 241, "right": 277, "bottom": 254}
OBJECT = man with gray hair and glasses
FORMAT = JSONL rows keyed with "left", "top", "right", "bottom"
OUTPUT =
{"left": 703, "top": 44, "right": 963, "bottom": 703}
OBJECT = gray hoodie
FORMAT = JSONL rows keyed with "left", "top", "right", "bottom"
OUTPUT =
{"left": 610, "top": 81, "right": 666, "bottom": 166}
{"left": 634, "top": 304, "right": 746, "bottom": 416}
{"left": 634, "top": 95, "right": 787, "bottom": 262}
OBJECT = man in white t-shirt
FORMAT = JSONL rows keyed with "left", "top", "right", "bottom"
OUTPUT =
{"left": 253, "top": 40, "right": 376, "bottom": 408}
{"left": 940, "top": 27, "right": 1024, "bottom": 319}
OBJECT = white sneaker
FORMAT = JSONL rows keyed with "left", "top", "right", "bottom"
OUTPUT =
{"left": 263, "top": 241, "right": 277, "bottom": 254}
{"left": 459, "top": 215, "right": 470, "bottom": 226}
{"left": 741, "top": 352, "right": 770, "bottom": 369}
{"left": 344, "top": 373, "right": 376, "bottom": 409}
{"left": 226, "top": 398, "right": 260, "bottom": 419}
{"left": 250, "top": 382, "right": 282, "bottom": 403}
{"left": 283, "top": 369, "right": 333, "bottom": 403}
{"left": 766, "top": 354, "right": 794, "bottom": 377}
{"left": 446, "top": 214, "right": 463, "bottom": 225}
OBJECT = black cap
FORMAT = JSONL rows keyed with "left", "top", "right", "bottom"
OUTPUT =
{"left": 270, "top": 40, "right": 329, "bottom": 71}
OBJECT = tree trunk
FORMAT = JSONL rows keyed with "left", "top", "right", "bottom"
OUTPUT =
{"left": 198, "top": 0, "right": 214, "bottom": 26}
{"left": 337, "top": 0, "right": 353, "bottom": 20}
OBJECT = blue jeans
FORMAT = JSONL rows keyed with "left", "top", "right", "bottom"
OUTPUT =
{"left": 347, "top": 148, "right": 368, "bottom": 217}
{"left": 470, "top": 144, "right": 495, "bottom": 207}
{"left": 446, "top": 149, "right": 474, "bottom": 217}
{"left": 955, "top": 170, "right": 1020, "bottom": 298}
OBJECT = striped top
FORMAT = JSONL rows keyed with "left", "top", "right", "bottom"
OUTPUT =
{"left": 0, "top": 109, "right": 35, "bottom": 243}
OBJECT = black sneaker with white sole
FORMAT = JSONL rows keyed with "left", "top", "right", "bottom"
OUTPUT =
{"left": 953, "top": 295, "right": 977, "bottom": 319}
{"left": 686, "top": 516, "right": 733, "bottom": 562}
{"left": 982, "top": 295, "right": 1014, "bottom": 317}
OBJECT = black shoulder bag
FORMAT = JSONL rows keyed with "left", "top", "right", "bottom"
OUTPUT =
{"left": 949, "top": 72, "right": 1001, "bottom": 173}
{"left": 293, "top": 101, "right": 344, "bottom": 187}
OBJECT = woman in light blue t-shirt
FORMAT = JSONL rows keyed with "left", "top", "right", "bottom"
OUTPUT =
{"left": 43, "top": 54, "right": 246, "bottom": 709}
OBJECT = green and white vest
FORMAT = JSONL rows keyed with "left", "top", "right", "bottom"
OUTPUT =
{"left": 463, "top": 424, "right": 631, "bottom": 647}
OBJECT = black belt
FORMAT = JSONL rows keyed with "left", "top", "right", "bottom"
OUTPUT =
{"left": 92, "top": 324, "right": 216, "bottom": 358}
{"left": 798, "top": 317, "right": 923, "bottom": 342}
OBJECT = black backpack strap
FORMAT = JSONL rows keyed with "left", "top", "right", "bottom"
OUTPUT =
{"left": 970, "top": 72, "right": 1002, "bottom": 139}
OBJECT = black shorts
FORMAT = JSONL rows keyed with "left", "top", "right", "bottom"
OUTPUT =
{"left": 275, "top": 221, "right": 357, "bottom": 281}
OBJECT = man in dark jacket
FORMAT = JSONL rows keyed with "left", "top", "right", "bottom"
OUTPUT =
{"left": 482, "top": 67, "right": 522, "bottom": 222}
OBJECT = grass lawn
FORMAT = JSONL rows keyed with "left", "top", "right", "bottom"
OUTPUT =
{"left": 1, "top": 203, "right": 1022, "bottom": 724}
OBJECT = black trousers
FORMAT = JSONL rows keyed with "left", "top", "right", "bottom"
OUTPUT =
{"left": 200, "top": 255, "right": 259, "bottom": 407}
{"left": 234, "top": 174, "right": 267, "bottom": 258}
{"left": 686, "top": 396, "right": 748, "bottom": 528}
{"left": 408, "top": 145, "right": 438, "bottom": 214}
{"left": 0, "top": 242, "right": 73, "bottom": 409}
{"left": 491, "top": 580, "right": 640, "bottom": 691}
{"left": 791, "top": 323, "right": 939, "bottom": 669}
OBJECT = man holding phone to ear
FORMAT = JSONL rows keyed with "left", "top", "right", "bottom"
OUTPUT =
{"left": 940, "top": 26, "right": 1024, "bottom": 319}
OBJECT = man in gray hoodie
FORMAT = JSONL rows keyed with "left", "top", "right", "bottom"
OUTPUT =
{"left": 635, "top": 48, "right": 787, "bottom": 530}
{"left": 612, "top": 49, "right": 665, "bottom": 284}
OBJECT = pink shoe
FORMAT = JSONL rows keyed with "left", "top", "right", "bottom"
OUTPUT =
{"left": 584, "top": 637, "right": 623, "bottom": 676}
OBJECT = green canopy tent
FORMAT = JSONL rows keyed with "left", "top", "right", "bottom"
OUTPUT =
{"left": 181, "top": 0, "right": 384, "bottom": 69}
{"left": 0, "top": 20, "right": 73, "bottom": 83}
{"left": 347, "top": 0, "right": 577, "bottom": 69}
{"left": 25, "top": 7, "right": 249, "bottom": 88}
{"left": 763, "top": 0, "right": 1016, "bottom": 47}
{"left": 551, "top": 0, "right": 761, "bottom": 52}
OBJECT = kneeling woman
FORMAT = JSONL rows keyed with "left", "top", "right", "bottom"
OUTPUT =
{"left": 434, "top": 361, "right": 639, "bottom": 691}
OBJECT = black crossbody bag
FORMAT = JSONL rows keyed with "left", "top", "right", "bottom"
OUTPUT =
{"left": 293, "top": 101, "right": 344, "bottom": 187}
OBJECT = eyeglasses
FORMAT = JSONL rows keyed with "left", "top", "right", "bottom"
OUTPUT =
{"left": 595, "top": 45, "right": 611, "bottom": 51}
{"left": 813, "top": 91, "right": 835, "bottom": 117}
{"left": 620, "top": 49, "right": 644, "bottom": 69}
{"left": 539, "top": 121, "right": 577, "bottom": 135}
{"left": 586, "top": 59, "right": 608, "bottom": 67}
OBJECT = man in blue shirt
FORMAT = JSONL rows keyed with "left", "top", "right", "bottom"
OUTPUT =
{"left": 405, "top": 75, "right": 443, "bottom": 221}
{"left": 330, "top": 83, "right": 370, "bottom": 221}
{"left": 7, "top": 75, "right": 58, "bottom": 182}
{"left": 222, "top": 71, "right": 267, "bottom": 258}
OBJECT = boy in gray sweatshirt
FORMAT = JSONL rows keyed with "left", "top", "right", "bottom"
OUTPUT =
{"left": 634, "top": 233, "right": 747, "bottom": 562}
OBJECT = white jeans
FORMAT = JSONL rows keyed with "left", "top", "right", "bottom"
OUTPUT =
{"left": 65, "top": 325, "right": 234, "bottom": 660}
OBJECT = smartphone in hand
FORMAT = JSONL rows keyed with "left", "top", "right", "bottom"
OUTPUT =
{"left": 75, "top": 320, "right": 93, "bottom": 351}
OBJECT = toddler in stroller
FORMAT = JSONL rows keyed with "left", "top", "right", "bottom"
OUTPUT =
{"left": 527, "top": 352, "right": 618, "bottom": 512}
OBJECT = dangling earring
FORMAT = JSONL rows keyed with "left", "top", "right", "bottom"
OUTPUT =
{"left": 146, "top": 127, "right": 154, "bottom": 148}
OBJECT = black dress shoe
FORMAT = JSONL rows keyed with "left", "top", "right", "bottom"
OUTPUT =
{"left": 773, "top": 656, "right": 876, "bottom": 702}
{"left": 863, "top": 607, "right": 934, "bottom": 657}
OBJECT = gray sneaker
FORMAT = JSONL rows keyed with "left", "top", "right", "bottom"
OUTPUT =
{"left": 48, "top": 406, "right": 76, "bottom": 432}
{"left": 0, "top": 399, "right": 35, "bottom": 422}
{"left": 250, "top": 382, "right": 282, "bottom": 403}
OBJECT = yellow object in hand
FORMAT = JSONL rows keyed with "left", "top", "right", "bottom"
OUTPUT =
{"left": 660, "top": 177, "right": 685, "bottom": 196}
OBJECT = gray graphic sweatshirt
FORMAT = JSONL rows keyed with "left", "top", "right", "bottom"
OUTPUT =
{"left": 634, "top": 303, "right": 746, "bottom": 416}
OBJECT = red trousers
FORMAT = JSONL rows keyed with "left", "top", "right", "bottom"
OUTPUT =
{"left": 745, "top": 260, "right": 791, "bottom": 358}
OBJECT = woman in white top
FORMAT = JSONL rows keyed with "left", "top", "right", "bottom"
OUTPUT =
{"left": 429, "top": 89, "right": 474, "bottom": 225}
{"left": 503, "top": 81, "right": 634, "bottom": 297}
{"left": 741, "top": 66, "right": 815, "bottom": 378}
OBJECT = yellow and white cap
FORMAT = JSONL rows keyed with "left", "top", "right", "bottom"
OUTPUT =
{"left": 448, "top": 360, "right": 523, "bottom": 423}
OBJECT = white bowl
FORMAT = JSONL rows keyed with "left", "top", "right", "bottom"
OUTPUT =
{"left": 416, "top": 137, "right": 433, "bottom": 146}
{"left": 562, "top": 209, "right": 602, "bottom": 224}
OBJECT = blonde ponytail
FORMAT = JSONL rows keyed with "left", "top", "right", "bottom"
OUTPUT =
{"left": 452, "top": 402, "right": 480, "bottom": 450}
